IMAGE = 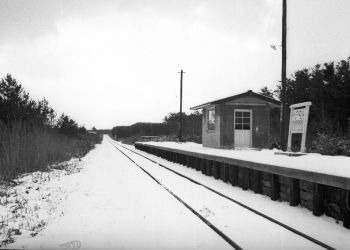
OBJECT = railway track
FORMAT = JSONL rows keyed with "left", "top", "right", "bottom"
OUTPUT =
{"left": 107, "top": 138, "right": 335, "bottom": 250}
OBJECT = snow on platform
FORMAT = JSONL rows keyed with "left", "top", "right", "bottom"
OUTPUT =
{"left": 136, "top": 141, "right": 350, "bottom": 186}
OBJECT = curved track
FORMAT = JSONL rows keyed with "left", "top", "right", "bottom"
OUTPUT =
{"left": 107, "top": 138, "right": 335, "bottom": 250}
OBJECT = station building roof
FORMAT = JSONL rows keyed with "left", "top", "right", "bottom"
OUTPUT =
{"left": 190, "top": 90, "right": 281, "bottom": 110}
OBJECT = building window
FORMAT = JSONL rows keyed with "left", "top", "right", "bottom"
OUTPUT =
{"left": 235, "top": 111, "right": 251, "bottom": 130}
{"left": 207, "top": 109, "right": 215, "bottom": 131}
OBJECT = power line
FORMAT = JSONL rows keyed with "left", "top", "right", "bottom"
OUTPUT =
{"left": 252, "top": 0, "right": 277, "bottom": 83}
{"left": 230, "top": 1, "right": 261, "bottom": 31}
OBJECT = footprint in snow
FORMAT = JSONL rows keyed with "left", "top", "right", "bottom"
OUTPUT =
{"left": 198, "top": 207, "right": 215, "bottom": 218}
{"left": 59, "top": 240, "right": 81, "bottom": 249}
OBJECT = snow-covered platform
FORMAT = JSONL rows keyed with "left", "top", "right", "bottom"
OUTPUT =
{"left": 135, "top": 141, "right": 350, "bottom": 229}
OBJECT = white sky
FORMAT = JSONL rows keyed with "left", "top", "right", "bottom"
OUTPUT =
{"left": 1, "top": 0, "right": 350, "bottom": 129}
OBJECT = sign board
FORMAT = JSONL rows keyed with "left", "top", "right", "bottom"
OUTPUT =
{"left": 287, "top": 102, "right": 312, "bottom": 153}
{"left": 290, "top": 108, "right": 307, "bottom": 133}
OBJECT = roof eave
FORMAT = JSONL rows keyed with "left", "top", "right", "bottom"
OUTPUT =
{"left": 190, "top": 102, "right": 212, "bottom": 110}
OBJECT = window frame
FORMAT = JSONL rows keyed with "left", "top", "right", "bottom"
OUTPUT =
{"left": 234, "top": 109, "right": 252, "bottom": 131}
{"left": 207, "top": 108, "right": 216, "bottom": 131}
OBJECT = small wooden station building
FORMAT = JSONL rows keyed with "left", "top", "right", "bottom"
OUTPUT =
{"left": 190, "top": 90, "right": 281, "bottom": 149}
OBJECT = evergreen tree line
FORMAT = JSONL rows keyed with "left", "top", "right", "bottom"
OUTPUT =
{"left": 0, "top": 74, "right": 102, "bottom": 180}
{"left": 0, "top": 74, "right": 87, "bottom": 136}
{"left": 262, "top": 56, "right": 350, "bottom": 155}
{"left": 111, "top": 111, "right": 202, "bottom": 143}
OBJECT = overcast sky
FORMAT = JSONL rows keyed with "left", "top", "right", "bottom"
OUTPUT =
{"left": 1, "top": 0, "right": 350, "bottom": 129}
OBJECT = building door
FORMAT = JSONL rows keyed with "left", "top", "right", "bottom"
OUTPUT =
{"left": 234, "top": 109, "right": 252, "bottom": 148}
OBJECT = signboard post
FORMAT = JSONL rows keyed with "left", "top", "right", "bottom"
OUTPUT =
{"left": 287, "top": 102, "right": 312, "bottom": 153}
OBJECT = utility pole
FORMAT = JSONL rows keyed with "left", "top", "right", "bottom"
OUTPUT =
{"left": 178, "top": 70, "right": 185, "bottom": 142}
{"left": 281, "top": 0, "right": 287, "bottom": 151}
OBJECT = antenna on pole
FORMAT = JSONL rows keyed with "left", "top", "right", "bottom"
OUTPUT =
{"left": 178, "top": 70, "right": 185, "bottom": 142}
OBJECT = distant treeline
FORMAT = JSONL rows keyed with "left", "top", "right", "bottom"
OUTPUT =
{"left": 111, "top": 111, "right": 202, "bottom": 143}
{"left": 97, "top": 129, "right": 111, "bottom": 134}
{"left": 0, "top": 74, "right": 102, "bottom": 180}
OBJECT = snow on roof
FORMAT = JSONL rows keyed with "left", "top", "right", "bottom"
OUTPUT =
{"left": 190, "top": 90, "right": 281, "bottom": 110}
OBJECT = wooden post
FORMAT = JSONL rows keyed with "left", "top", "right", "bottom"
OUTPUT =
{"left": 271, "top": 174, "right": 280, "bottom": 201}
{"left": 220, "top": 163, "right": 229, "bottom": 182}
{"left": 312, "top": 183, "right": 324, "bottom": 216}
{"left": 281, "top": 0, "right": 287, "bottom": 151}
{"left": 228, "top": 165, "right": 238, "bottom": 186}
{"left": 178, "top": 70, "right": 185, "bottom": 142}
{"left": 201, "top": 159, "right": 206, "bottom": 174}
{"left": 343, "top": 190, "right": 350, "bottom": 229}
{"left": 195, "top": 158, "right": 201, "bottom": 171}
{"left": 251, "top": 170, "right": 262, "bottom": 194}
{"left": 186, "top": 156, "right": 191, "bottom": 168}
{"left": 213, "top": 162, "right": 220, "bottom": 179}
{"left": 191, "top": 157, "right": 195, "bottom": 169}
{"left": 289, "top": 178, "right": 300, "bottom": 206}
{"left": 242, "top": 168, "right": 249, "bottom": 191}
{"left": 206, "top": 160, "right": 212, "bottom": 176}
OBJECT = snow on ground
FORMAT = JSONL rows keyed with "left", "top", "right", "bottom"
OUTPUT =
{"left": 119, "top": 140, "right": 350, "bottom": 250}
{"left": 0, "top": 159, "right": 83, "bottom": 248}
{"left": 4, "top": 136, "right": 233, "bottom": 249}
{"left": 137, "top": 141, "right": 350, "bottom": 180}
{"left": 2, "top": 136, "right": 349, "bottom": 249}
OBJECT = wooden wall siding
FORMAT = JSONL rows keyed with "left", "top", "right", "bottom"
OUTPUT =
{"left": 323, "top": 186, "right": 346, "bottom": 223}
{"left": 134, "top": 143, "right": 350, "bottom": 229}
{"left": 202, "top": 106, "right": 221, "bottom": 148}
{"left": 299, "top": 180, "right": 314, "bottom": 211}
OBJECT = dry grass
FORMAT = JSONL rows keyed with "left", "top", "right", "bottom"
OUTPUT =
{"left": 0, "top": 121, "right": 102, "bottom": 181}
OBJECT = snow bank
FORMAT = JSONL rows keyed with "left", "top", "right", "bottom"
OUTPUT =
{"left": 0, "top": 159, "right": 83, "bottom": 247}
